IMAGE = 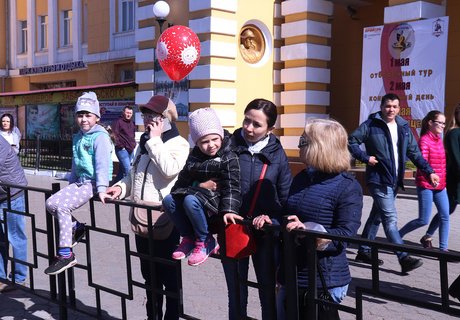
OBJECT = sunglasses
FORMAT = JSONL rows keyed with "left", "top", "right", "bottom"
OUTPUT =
{"left": 298, "top": 136, "right": 308, "bottom": 149}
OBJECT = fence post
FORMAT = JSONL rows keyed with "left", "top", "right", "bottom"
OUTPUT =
{"left": 282, "top": 216, "right": 299, "bottom": 319}
{"left": 46, "top": 182, "right": 68, "bottom": 320}
{"left": 35, "top": 134, "right": 41, "bottom": 172}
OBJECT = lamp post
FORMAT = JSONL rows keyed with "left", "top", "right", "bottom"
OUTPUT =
{"left": 152, "top": 1, "right": 170, "bottom": 34}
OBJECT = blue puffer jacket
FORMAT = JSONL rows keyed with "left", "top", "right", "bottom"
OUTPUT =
{"left": 280, "top": 170, "right": 362, "bottom": 289}
{"left": 348, "top": 112, "right": 434, "bottom": 189}
{"left": 230, "top": 128, "right": 292, "bottom": 224}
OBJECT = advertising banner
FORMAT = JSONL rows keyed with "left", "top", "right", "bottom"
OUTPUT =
{"left": 26, "top": 104, "right": 60, "bottom": 139}
{"left": 360, "top": 17, "right": 449, "bottom": 138}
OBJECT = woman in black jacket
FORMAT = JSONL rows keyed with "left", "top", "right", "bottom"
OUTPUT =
{"left": 221, "top": 99, "right": 292, "bottom": 320}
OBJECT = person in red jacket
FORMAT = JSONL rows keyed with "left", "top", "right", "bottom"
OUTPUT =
{"left": 399, "top": 110, "right": 449, "bottom": 251}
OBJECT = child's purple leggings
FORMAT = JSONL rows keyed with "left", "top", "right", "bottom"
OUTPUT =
{"left": 45, "top": 181, "right": 94, "bottom": 248}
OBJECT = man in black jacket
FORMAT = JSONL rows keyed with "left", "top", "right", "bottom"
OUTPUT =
{"left": 349, "top": 93, "right": 439, "bottom": 274}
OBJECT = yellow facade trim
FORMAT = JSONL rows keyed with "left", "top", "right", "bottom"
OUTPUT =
{"left": 283, "top": 105, "right": 327, "bottom": 114}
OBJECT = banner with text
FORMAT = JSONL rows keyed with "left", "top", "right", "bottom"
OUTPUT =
{"left": 360, "top": 17, "right": 448, "bottom": 137}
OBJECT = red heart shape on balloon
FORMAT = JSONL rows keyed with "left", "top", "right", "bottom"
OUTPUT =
{"left": 156, "top": 25, "right": 201, "bottom": 81}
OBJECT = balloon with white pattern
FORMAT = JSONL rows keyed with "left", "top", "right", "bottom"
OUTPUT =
{"left": 156, "top": 25, "right": 201, "bottom": 81}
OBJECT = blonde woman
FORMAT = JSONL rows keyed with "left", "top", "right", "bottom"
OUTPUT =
{"left": 277, "top": 119, "right": 363, "bottom": 319}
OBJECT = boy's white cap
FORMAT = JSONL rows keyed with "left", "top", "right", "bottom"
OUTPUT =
{"left": 75, "top": 92, "right": 100, "bottom": 118}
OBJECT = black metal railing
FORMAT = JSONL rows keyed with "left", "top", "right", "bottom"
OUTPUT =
{"left": 19, "top": 137, "right": 72, "bottom": 171}
{"left": 1, "top": 181, "right": 460, "bottom": 319}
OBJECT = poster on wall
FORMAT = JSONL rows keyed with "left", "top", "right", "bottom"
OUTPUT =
{"left": 60, "top": 104, "right": 77, "bottom": 140}
{"left": 99, "top": 101, "right": 136, "bottom": 127}
{"left": 26, "top": 104, "right": 60, "bottom": 139}
{"left": 360, "top": 17, "right": 449, "bottom": 138}
{"left": 154, "top": 59, "right": 189, "bottom": 121}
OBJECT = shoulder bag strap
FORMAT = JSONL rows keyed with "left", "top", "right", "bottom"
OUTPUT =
{"left": 139, "top": 159, "right": 152, "bottom": 201}
{"left": 247, "top": 163, "right": 268, "bottom": 217}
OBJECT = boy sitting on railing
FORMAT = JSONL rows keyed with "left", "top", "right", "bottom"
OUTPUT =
{"left": 44, "top": 92, "right": 112, "bottom": 275}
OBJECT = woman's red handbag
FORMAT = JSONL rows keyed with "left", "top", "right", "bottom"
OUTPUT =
{"left": 224, "top": 163, "right": 268, "bottom": 259}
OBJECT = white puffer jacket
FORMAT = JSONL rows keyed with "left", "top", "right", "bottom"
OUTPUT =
{"left": 115, "top": 135, "right": 189, "bottom": 203}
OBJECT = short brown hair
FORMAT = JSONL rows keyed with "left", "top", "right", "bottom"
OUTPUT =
{"left": 300, "top": 118, "right": 351, "bottom": 173}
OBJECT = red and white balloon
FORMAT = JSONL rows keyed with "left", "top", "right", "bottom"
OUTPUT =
{"left": 156, "top": 25, "right": 201, "bottom": 81}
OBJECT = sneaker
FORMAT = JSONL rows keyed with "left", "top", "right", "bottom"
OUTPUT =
{"left": 172, "top": 237, "right": 195, "bottom": 260}
{"left": 355, "top": 251, "right": 384, "bottom": 266}
{"left": 400, "top": 255, "right": 423, "bottom": 274}
{"left": 72, "top": 223, "right": 86, "bottom": 247}
{"left": 420, "top": 235, "right": 433, "bottom": 249}
{"left": 44, "top": 254, "right": 77, "bottom": 275}
{"left": 188, "top": 235, "right": 219, "bottom": 266}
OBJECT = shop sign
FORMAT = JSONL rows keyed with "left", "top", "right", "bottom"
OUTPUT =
{"left": 19, "top": 61, "right": 86, "bottom": 75}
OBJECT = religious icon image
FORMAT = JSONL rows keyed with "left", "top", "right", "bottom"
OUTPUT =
{"left": 239, "top": 26, "right": 265, "bottom": 64}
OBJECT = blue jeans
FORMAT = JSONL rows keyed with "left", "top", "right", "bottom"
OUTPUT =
{"left": 0, "top": 195, "right": 28, "bottom": 283}
{"left": 358, "top": 184, "right": 407, "bottom": 260}
{"left": 426, "top": 195, "right": 457, "bottom": 242}
{"left": 162, "top": 194, "right": 209, "bottom": 242}
{"left": 276, "top": 284, "right": 348, "bottom": 319}
{"left": 221, "top": 234, "right": 278, "bottom": 320}
{"left": 113, "top": 148, "right": 133, "bottom": 183}
{"left": 400, "top": 187, "right": 449, "bottom": 250}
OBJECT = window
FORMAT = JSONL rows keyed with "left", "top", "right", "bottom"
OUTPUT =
{"left": 18, "top": 20, "right": 27, "bottom": 53}
{"left": 38, "top": 15, "right": 48, "bottom": 50}
{"left": 121, "top": 0, "right": 135, "bottom": 32}
{"left": 62, "top": 10, "right": 72, "bottom": 46}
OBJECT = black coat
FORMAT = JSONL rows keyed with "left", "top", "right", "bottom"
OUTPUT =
{"left": 230, "top": 128, "right": 292, "bottom": 224}
{"left": 171, "top": 132, "right": 241, "bottom": 216}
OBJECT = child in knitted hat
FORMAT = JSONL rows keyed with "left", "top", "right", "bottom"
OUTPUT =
{"left": 44, "top": 92, "right": 113, "bottom": 275}
{"left": 163, "top": 108, "right": 241, "bottom": 266}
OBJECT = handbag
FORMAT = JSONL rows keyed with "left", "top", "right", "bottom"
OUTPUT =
{"left": 129, "top": 157, "right": 174, "bottom": 240}
{"left": 299, "top": 260, "right": 340, "bottom": 320}
{"left": 224, "top": 163, "right": 268, "bottom": 259}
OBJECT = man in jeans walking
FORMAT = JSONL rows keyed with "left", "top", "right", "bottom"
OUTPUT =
{"left": 349, "top": 93, "right": 439, "bottom": 274}
{"left": 112, "top": 105, "right": 136, "bottom": 184}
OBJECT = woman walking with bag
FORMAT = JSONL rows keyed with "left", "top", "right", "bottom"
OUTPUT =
{"left": 106, "top": 95, "right": 189, "bottom": 320}
{"left": 276, "top": 119, "right": 362, "bottom": 319}
{"left": 218, "top": 99, "right": 292, "bottom": 320}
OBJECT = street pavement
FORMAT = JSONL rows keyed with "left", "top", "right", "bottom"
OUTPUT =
{"left": 1, "top": 173, "right": 460, "bottom": 319}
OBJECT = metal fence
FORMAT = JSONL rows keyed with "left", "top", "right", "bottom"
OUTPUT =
{"left": 19, "top": 137, "right": 72, "bottom": 171}
{"left": 1, "top": 181, "right": 460, "bottom": 319}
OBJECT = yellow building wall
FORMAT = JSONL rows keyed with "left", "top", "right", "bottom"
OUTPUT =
{"left": 17, "top": 0, "right": 27, "bottom": 20}
{"left": 444, "top": 1, "right": 460, "bottom": 122}
{"left": 234, "top": 0, "right": 275, "bottom": 129}
{"left": 87, "top": 0, "right": 110, "bottom": 53}
{"left": 36, "top": 0, "right": 47, "bottom": 14}
{"left": 329, "top": 1, "right": 459, "bottom": 133}
{"left": 329, "top": 1, "right": 387, "bottom": 133}
{"left": 0, "top": 0, "right": 6, "bottom": 68}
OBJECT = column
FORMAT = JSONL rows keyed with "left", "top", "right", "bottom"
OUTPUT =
{"left": 279, "top": 0, "right": 333, "bottom": 158}
{"left": 188, "top": 1, "right": 238, "bottom": 130}
{"left": 27, "top": 0, "right": 35, "bottom": 66}
{"left": 72, "top": 0, "right": 82, "bottom": 61}
{"left": 384, "top": 0, "right": 445, "bottom": 23}
{"left": 48, "top": 0, "right": 57, "bottom": 65}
